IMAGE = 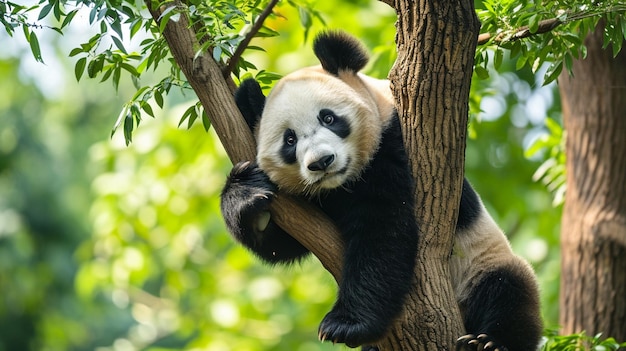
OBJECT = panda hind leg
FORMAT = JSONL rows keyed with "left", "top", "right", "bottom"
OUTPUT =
{"left": 457, "top": 263, "right": 542, "bottom": 351}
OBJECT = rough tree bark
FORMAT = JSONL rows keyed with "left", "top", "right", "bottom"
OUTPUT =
{"left": 147, "top": 0, "right": 479, "bottom": 349}
{"left": 558, "top": 21, "right": 626, "bottom": 341}
{"left": 375, "top": 0, "right": 480, "bottom": 350}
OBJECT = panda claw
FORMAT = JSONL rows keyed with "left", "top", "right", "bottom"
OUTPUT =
{"left": 233, "top": 160, "right": 251, "bottom": 173}
{"left": 458, "top": 334, "right": 475, "bottom": 342}
{"left": 457, "top": 333, "right": 508, "bottom": 351}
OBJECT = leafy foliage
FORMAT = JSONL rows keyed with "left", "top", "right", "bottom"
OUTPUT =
{"left": 525, "top": 118, "right": 566, "bottom": 206}
{"left": 1, "top": 0, "right": 323, "bottom": 144}
{"left": 543, "top": 330, "right": 626, "bottom": 351}
{"left": 475, "top": 0, "right": 626, "bottom": 84}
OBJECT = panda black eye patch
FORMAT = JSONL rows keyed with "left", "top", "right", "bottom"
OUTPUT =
{"left": 280, "top": 129, "right": 298, "bottom": 164}
{"left": 318, "top": 109, "right": 350, "bottom": 138}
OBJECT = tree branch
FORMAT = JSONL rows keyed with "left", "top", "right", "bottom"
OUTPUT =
{"left": 224, "top": 0, "right": 279, "bottom": 77}
{"left": 146, "top": 0, "right": 344, "bottom": 280}
{"left": 477, "top": 17, "right": 562, "bottom": 45}
{"left": 477, "top": 5, "right": 626, "bottom": 46}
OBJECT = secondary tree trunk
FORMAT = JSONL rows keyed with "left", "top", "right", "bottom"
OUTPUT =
{"left": 378, "top": 0, "right": 480, "bottom": 350}
{"left": 558, "top": 21, "right": 626, "bottom": 341}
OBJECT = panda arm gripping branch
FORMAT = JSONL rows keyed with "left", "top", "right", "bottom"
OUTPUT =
{"left": 220, "top": 161, "right": 311, "bottom": 264}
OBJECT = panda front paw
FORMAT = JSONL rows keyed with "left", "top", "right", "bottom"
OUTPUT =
{"left": 456, "top": 334, "right": 508, "bottom": 351}
{"left": 220, "top": 161, "right": 277, "bottom": 240}
{"left": 318, "top": 308, "right": 383, "bottom": 348}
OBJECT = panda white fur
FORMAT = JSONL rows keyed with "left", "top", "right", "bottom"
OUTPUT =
{"left": 220, "top": 31, "right": 542, "bottom": 351}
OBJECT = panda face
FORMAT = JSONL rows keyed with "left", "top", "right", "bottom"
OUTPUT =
{"left": 256, "top": 68, "right": 383, "bottom": 196}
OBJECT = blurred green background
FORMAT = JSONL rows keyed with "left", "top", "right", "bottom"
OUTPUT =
{"left": 0, "top": 0, "right": 561, "bottom": 350}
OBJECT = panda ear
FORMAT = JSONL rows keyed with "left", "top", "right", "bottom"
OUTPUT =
{"left": 313, "top": 31, "right": 369, "bottom": 75}
{"left": 235, "top": 79, "right": 266, "bottom": 131}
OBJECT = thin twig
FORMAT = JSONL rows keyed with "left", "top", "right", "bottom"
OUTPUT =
{"left": 224, "top": 0, "right": 279, "bottom": 77}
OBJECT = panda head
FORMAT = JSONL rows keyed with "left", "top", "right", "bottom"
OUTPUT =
{"left": 236, "top": 31, "right": 394, "bottom": 196}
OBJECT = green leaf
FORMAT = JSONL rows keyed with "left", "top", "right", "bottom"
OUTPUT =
{"left": 544, "top": 62, "right": 562, "bottom": 85}
{"left": 494, "top": 48, "right": 503, "bottom": 70}
{"left": 564, "top": 53, "right": 573, "bottom": 75}
{"left": 97, "top": 8, "right": 107, "bottom": 22}
{"left": 112, "top": 65, "right": 121, "bottom": 90}
{"left": 509, "top": 41, "right": 521, "bottom": 59}
{"left": 154, "top": 90, "right": 164, "bottom": 108}
{"left": 87, "top": 59, "right": 99, "bottom": 78}
{"left": 136, "top": 57, "right": 148, "bottom": 74}
{"left": 178, "top": 105, "right": 194, "bottom": 127}
{"left": 158, "top": 6, "right": 177, "bottom": 33}
{"left": 187, "top": 106, "right": 198, "bottom": 129}
{"left": 474, "top": 65, "right": 489, "bottom": 80}
{"left": 29, "top": 32, "right": 44, "bottom": 63}
{"left": 69, "top": 47, "right": 83, "bottom": 57}
{"left": 516, "top": 55, "right": 527, "bottom": 70}
{"left": 38, "top": 3, "right": 52, "bottom": 20}
{"left": 123, "top": 114, "right": 133, "bottom": 145}
{"left": 528, "top": 14, "right": 539, "bottom": 34}
{"left": 212, "top": 46, "right": 222, "bottom": 62}
{"left": 544, "top": 118, "right": 562, "bottom": 137}
{"left": 88, "top": 6, "right": 97, "bottom": 24}
{"left": 141, "top": 102, "right": 154, "bottom": 117}
{"left": 52, "top": 0, "right": 61, "bottom": 21}
{"left": 111, "top": 36, "right": 127, "bottom": 54}
{"left": 611, "top": 23, "right": 623, "bottom": 58}
{"left": 99, "top": 67, "right": 112, "bottom": 82}
{"left": 298, "top": 6, "right": 311, "bottom": 30}
{"left": 130, "top": 18, "right": 143, "bottom": 39}
{"left": 75, "top": 57, "right": 87, "bottom": 81}
{"left": 131, "top": 86, "right": 150, "bottom": 101}
{"left": 201, "top": 108, "right": 211, "bottom": 131}
{"left": 130, "top": 103, "right": 141, "bottom": 126}
{"left": 22, "top": 23, "right": 30, "bottom": 41}
{"left": 110, "top": 17, "right": 123, "bottom": 39}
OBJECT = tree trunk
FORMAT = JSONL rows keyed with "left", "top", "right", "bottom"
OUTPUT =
{"left": 558, "top": 21, "right": 626, "bottom": 341}
{"left": 378, "top": 0, "right": 480, "bottom": 350}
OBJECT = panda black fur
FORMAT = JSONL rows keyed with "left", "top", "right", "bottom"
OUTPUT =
{"left": 220, "top": 31, "right": 542, "bottom": 351}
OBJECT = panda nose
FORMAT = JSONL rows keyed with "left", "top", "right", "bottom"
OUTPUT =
{"left": 307, "top": 154, "right": 335, "bottom": 171}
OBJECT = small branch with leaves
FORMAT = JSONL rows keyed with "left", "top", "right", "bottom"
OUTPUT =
{"left": 224, "top": 0, "right": 280, "bottom": 77}
{"left": 477, "top": 5, "right": 626, "bottom": 46}
{"left": 477, "top": 17, "right": 562, "bottom": 45}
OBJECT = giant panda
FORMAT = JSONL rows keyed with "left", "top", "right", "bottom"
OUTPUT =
{"left": 220, "top": 31, "right": 542, "bottom": 351}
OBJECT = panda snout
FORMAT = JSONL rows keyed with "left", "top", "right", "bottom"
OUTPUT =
{"left": 307, "top": 154, "right": 335, "bottom": 171}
